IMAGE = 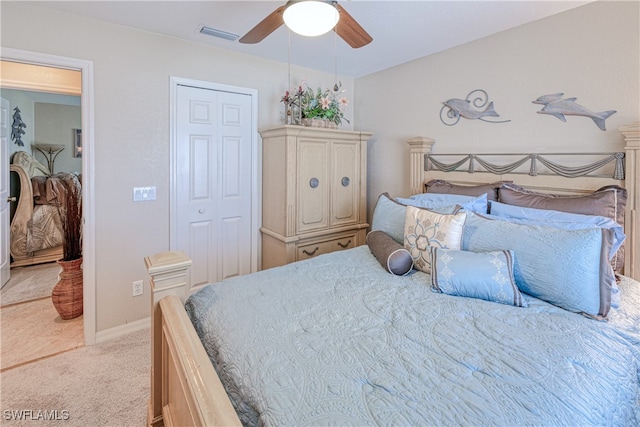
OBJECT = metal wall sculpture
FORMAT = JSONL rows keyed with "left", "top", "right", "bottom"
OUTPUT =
{"left": 440, "top": 89, "right": 511, "bottom": 126}
{"left": 11, "top": 106, "right": 26, "bottom": 146}
{"left": 532, "top": 93, "right": 616, "bottom": 131}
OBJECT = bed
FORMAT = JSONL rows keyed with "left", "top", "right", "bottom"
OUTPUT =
{"left": 9, "top": 151, "right": 64, "bottom": 267}
{"left": 145, "top": 121, "right": 640, "bottom": 427}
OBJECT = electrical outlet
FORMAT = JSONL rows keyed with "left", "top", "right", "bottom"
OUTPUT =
{"left": 133, "top": 280, "right": 143, "bottom": 297}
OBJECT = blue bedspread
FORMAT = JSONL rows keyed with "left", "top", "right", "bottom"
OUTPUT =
{"left": 186, "top": 246, "right": 640, "bottom": 426}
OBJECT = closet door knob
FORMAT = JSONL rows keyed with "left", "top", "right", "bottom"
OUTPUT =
{"left": 309, "top": 177, "right": 319, "bottom": 188}
{"left": 341, "top": 177, "right": 350, "bottom": 187}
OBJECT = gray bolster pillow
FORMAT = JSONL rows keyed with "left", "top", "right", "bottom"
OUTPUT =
{"left": 366, "top": 230, "right": 414, "bottom": 276}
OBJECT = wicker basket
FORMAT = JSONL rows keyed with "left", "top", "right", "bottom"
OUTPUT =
{"left": 51, "top": 257, "right": 83, "bottom": 320}
{"left": 301, "top": 118, "right": 337, "bottom": 129}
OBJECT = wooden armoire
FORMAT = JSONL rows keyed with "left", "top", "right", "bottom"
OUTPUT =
{"left": 260, "top": 125, "right": 373, "bottom": 269}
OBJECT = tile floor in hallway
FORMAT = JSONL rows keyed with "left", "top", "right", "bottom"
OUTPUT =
{"left": 1, "top": 263, "right": 84, "bottom": 371}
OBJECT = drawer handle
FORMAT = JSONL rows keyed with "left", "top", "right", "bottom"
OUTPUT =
{"left": 341, "top": 176, "right": 350, "bottom": 187}
{"left": 309, "top": 177, "right": 319, "bottom": 188}
{"left": 337, "top": 240, "right": 352, "bottom": 249}
{"left": 302, "top": 247, "right": 319, "bottom": 256}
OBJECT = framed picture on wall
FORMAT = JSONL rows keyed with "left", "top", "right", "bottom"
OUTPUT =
{"left": 74, "top": 128, "right": 82, "bottom": 158}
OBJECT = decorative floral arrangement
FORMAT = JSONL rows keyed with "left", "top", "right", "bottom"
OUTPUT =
{"left": 281, "top": 81, "right": 350, "bottom": 127}
{"left": 280, "top": 87, "right": 303, "bottom": 123}
{"left": 57, "top": 174, "right": 83, "bottom": 261}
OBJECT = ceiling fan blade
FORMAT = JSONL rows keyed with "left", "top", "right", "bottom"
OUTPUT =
{"left": 334, "top": 4, "right": 372, "bottom": 48}
{"left": 239, "top": 6, "right": 286, "bottom": 44}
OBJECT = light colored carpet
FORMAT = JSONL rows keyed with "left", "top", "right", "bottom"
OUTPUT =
{"left": 1, "top": 263, "right": 59, "bottom": 307}
{"left": 0, "top": 328, "right": 149, "bottom": 427}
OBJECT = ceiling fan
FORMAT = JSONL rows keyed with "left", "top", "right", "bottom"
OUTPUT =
{"left": 239, "top": 0, "right": 372, "bottom": 48}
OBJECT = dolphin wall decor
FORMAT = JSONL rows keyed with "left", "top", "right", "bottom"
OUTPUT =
{"left": 532, "top": 93, "right": 616, "bottom": 131}
{"left": 440, "top": 89, "right": 511, "bottom": 126}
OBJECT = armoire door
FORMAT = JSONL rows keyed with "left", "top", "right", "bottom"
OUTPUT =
{"left": 330, "top": 140, "right": 359, "bottom": 228}
{"left": 175, "top": 84, "right": 253, "bottom": 292}
{"left": 297, "top": 138, "right": 329, "bottom": 233}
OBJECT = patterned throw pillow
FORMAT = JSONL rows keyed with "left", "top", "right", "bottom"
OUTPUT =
{"left": 430, "top": 248, "right": 527, "bottom": 307}
{"left": 371, "top": 193, "right": 464, "bottom": 245}
{"left": 404, "top": 206, "right": 466, "bottom": 273}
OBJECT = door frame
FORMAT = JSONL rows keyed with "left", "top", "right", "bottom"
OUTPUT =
{"left": 1, "top": 47, "right": 96, "bottom": 345}
{"left": 1, "top": 96, "right": 10, "bottom": 287}
{"left": 169, "top": 76, "right": 261, "bottom": 275}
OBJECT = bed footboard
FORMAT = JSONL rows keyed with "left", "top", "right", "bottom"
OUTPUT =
{"left": 145, "top": 251, "right": 240, "bottom": 427}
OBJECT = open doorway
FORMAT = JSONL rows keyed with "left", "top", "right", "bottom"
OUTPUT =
{"left": 1, "top": 83, "right": 83, "bottom": 369}
{"left": 0, "top": 49, "right": 95, "bottom": 363}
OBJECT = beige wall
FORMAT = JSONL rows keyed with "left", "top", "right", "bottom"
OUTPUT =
{"left": 356, "top": 1, "right": 639, "bottom": 218}
{"left": 1, "top": 2, "right": 353, "bottom": 332}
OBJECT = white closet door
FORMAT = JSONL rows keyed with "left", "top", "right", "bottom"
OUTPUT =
{"left": 175, "top": 85, "right": 253, "bottom": 292}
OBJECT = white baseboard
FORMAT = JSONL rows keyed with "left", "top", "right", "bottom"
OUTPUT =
{"left": 95, "top": 317, "right": 150, "bottom": 344}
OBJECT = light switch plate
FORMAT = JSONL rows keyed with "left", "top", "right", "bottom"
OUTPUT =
{"left": 133, "top": 186, "right": 156, "bottom": 202}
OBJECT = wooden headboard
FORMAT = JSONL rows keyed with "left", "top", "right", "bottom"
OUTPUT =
{"left": 407, "top": 121, "right": 640, "bottom": 281}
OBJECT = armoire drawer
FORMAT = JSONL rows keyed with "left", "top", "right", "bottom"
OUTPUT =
{"left": 296, "top": 233, "right": 356, "bottom": 261}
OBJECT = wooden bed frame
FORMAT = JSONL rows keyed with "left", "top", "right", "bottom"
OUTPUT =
{"left": 145, "top": 121, "right": 639, "bottom": 427}
{"left": 9, "top": 152, "right": 64, "bottom": 267}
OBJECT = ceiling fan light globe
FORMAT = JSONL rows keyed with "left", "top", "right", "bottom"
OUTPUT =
{"left": 283, "top": 1, "right": 340, "bottom": 37}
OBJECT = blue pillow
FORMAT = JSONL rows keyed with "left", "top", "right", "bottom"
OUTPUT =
{"left": 370, "top": 193, "right": 408, "bottom": 244}
{"left": 462, "top": 212, "right": 616, "bottom": 318}
{"left": 430, "top": 248, "right": 526, "bottom": 307}
{"left": 371, "top": 193, "right": 461, "bottom": 244}
{"left": 489, "top": 201, "right": 625, "bottom": 262}
{"left": 397, "top": 193, "right": 488, "bottom": 213}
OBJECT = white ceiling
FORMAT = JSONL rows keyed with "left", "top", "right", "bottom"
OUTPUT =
{"left": 29, "top": 0, "right": 593, "bottom": 78}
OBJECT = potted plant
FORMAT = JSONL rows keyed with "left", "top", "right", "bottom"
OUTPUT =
{"left": 300, "top": 83, "right": 349, "bottom": 128}
{"left": 281, "top": 82, "right": 350, "bottom": 128}
{"left": 51, "top": 173, "right": 83, "bottom": 320}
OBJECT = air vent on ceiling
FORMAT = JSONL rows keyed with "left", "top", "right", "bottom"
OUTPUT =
{"left": 198, "top": 25, "right": 239, "bottom": 41}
